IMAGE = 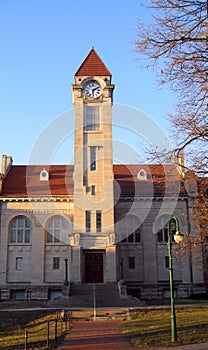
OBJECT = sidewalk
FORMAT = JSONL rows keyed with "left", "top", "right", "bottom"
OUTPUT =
{"left": 57, "top": 320, "right": 208, "bottom": 350}
{"left": 57, "top": 321, "right": 138, "bottom": 349}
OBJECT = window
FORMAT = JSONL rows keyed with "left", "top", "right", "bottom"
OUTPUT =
{"left": 157, "top": 218, "right": 175, "bottom": 243}
{"left": 84, "top": 105, "right": 100, "bottom": 130}
{"left": 96, "top": 211, "right": 102, "bottom": 232}
{"left": 90, "top": 147, "right": 96, "bottom": 171}
{"left": 165, "top": 256, "right": 169, "bottom": 269}
{"left": 128, "top": 257, "right": 135, "bottom": 269}
{"left": 137, "top": 169, "right": 147, "bottom": 180}
{"left": 16, "top": 257, "right": 23, "bottom": 271}
{"left": 91, "top": 185, "right": 96, "bottom": 195}
{"left": 119, "top": 215, "right": 141, "bottom": 244}
{"left": 10, "top": 217, "right": 31, "bottom": 244}
{"left": 53, "top": 257, "right": 60, "bottom": 269}
{"left": 121, "top": 229, "right": 141, "bottom": 243}
{"left": 40, "top": 169, "right": 49, "bottom": 181}
{"left": 86, "top": 211, "right": 91, "bottom": 232}
{"left": 46, "top": 216, "right": 69, "bottom": 244}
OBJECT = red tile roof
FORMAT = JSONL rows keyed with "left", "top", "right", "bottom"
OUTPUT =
{"left": 74, "top": 48, "right": 112, "bottom": 77}
{"left": 0, "top": 165, "right": 74, "bottom": 197}
{"left": 113, "top": 164, "right": 185, "bottom": 197}
{"left": 0, "top": 164, "right": 185, "bottom": 198}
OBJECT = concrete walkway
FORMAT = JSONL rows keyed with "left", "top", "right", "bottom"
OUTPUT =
{"left": 57, "top": 320, "right": 208, "bottom": 350}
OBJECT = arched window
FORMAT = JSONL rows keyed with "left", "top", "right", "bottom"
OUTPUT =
{"left": 10, "top": 216, "right": 31, "bottom": 244}
{"left": 46, "top": 216, "right": 69, "bottom": 244}
{"left": 120, "top": 215, "right": 142, "bottom": 243}
{"left": 157, "top": 217, "right": 175, "bottom": 243}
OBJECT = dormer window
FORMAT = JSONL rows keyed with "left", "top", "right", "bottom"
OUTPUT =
{"left": 40, "top": 169, "right": 49, "bottom": 181}
{"left": 137, "top": 169, "right": 147, "bottom": 181}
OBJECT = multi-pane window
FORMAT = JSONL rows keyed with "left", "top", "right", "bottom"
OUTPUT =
{"left": 121, "top": 229, "right": 141, "bottom": 243}
{"left": 120, "top": 215, "right": 141, "bottom": 243}
{"left": 90, "top": 147, "right": 96, "bottom": 171}
{"left": 10, "top": 217, "right": 31, "bottom": 244}
{"left": 157, "top": 218, "right": 175, "bottom": 243}
{"left": 86, "top": 211, "right": 91, "bottom": 232}
{"left": 96, "top": 211, "right": 102, "bottom": 232}
{"left": 53, "top": 257, "right": 60, "bottom": 269}
{"left": 46, "top": 216, "right": 68, "bottom": 243}
{"left": 128, "top": 257, "right": 135, "bottom": 269}
{"left": 84, "top": 105, "right": 100, "bottom": 131}
{"left": 16, "top": 257, "right": 23, "bottom": 270}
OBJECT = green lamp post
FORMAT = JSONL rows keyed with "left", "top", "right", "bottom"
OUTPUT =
{"left": 167, "top": 216, "right": 184, "bottom": 342}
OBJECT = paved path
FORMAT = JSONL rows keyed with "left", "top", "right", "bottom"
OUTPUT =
{"left": 57, "top": 320, "right": 208, "bottom": 350}
{"left": 57, "top": 321, "right": 138, "bottom": 349}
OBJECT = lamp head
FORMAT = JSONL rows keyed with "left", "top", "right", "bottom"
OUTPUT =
{"left": 174, "top": 231, "right": 184, "bottom": 244}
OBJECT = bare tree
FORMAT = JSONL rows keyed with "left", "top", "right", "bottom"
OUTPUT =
{"left": 135, "top": 0, "right": 208, "bottom": 176}
{"left": 135, "top": 1, "right": 208, "bottom": 278}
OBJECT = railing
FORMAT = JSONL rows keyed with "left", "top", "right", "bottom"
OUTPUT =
{"left": 23, "top": 310, "right": 72, "bottom": 350}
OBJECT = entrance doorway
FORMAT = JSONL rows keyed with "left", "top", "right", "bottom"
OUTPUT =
{"left": 84, "top": 251, "right": 104, "bottom": 283}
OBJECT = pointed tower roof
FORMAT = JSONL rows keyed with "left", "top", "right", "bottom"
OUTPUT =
{"left": 75, "top": 47, "right": 112, "bottom": 77}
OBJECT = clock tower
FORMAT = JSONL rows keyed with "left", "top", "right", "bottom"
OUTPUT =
{"left": 71, "top": 48, "right": 116, "bottom": 284}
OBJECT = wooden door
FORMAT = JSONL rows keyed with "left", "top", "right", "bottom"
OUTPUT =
{"left": 85, "top": 252, "right": 103, "bottom": 283}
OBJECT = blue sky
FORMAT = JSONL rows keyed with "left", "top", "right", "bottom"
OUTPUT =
{"left": 0, "top": 0, "right": 176, "bottom": 165}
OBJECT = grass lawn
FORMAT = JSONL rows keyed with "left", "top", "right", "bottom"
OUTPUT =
{"left": 1, "top": 301, "right": 208, "bottom": 349}
{"left": 0, "top": 306, "right": 70, "bottom": 350}
{"left": 121, "top": 304, "right": 208, "bottom": 348}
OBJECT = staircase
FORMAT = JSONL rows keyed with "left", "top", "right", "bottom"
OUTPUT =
{"left": 47, "top": 283, "right": 143, "bottom": 308}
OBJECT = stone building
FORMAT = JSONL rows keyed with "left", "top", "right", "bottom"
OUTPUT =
{"left": 0, "top": 48, "right": 205, "bottom": 301}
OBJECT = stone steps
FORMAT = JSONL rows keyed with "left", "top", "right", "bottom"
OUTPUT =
{"left": 47, "top": 283, "right": 143, "bottom": 308}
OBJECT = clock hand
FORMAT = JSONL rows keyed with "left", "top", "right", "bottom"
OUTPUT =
{"left": 92, "top": 86, "right": 99, "bottom": 96}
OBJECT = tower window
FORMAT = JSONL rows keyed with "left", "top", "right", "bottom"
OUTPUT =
{"left": 96, "top": 211, "right": 102, "bottom": 232}
{"left": 91, "top": 186, "right": 96, "bottom": 195}
{"left": 84, "top": 105, "right": 100, "bottom": 130}
{"left": 90, "top": 147, "right": 96, "bottom": 171}
{"left": 86, "top": 211, "right": 91, "bottom": 232}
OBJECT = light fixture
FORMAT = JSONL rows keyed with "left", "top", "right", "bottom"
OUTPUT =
{"left": 174, "top": 231, "right": 184, "bottom": 244}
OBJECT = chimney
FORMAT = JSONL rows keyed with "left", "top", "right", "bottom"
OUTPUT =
{"left": 6, "top": 156, "right": 13, "bottom": 170}
{"left": 1, "top": 155, "right": 7, "bottom": 175}
{"left": 1, "top": 154, "right": 13, "bottom": 176}
{"left": 175, "top": 153, "right": 185, "bottom": 178}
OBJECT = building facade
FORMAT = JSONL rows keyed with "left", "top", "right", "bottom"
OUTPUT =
{"left": 0, "top": 48, "right": 205, "bottom": 301}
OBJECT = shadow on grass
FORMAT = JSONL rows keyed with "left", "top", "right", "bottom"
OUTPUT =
{"left": 0, "top": 332, "right": 67, "bottom": 350}
{"left": 0, "top": 310, "right": 53, "bottom": 333}
{"left": 129, "top": 322, "right": 208, "bottom": 348}
{"left": 0, "top": 309, "right": 70, "bottom": 350}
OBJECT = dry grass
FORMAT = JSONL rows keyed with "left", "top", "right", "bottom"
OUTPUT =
{"left": 0, "top": 308, "right": 69, "bottom": 349}
{"left": 121, "top": 305, "right": 208, "bottom": 348}
{"left": 1, "top": 302, "right": 208, "bottom": 349}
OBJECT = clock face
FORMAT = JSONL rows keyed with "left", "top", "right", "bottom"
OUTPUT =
{"left": 85, "top": 81, "right": 101, "bottom": 98}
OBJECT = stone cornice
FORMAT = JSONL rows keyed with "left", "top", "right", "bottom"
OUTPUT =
{"left": 115, "top": 195, "right": 188, "bottom": 202}
{"left": 0, "top": 196, "right": 73, "bottom": 203}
